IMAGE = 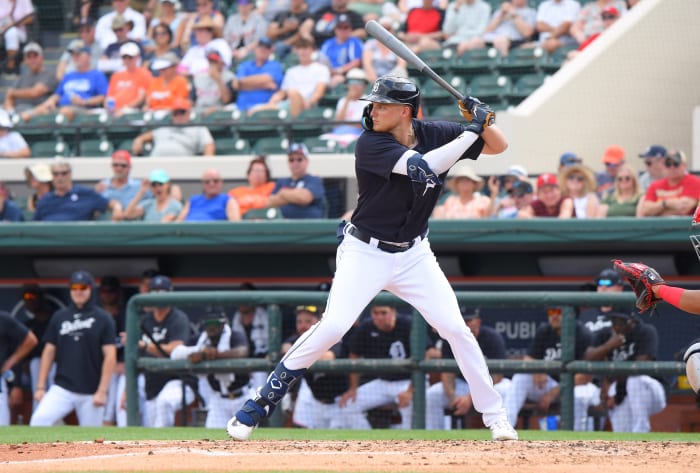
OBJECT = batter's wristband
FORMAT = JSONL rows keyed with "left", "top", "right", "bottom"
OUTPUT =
{"left": 657, "top": 285, "right": 684, "bottom": 308}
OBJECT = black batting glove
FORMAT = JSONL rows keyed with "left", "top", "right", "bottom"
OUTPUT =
{"left": 464, "top": 103, "right": 496, "bottom": 135}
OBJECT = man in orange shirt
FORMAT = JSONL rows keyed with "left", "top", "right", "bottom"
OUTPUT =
{"left": 145, "top": 52, "right": 190, "bottom": 113}
{"left": 105, "top": 42, "right": 152, "bottom": 116}
{"left": 228, "top": 156, "right": 276, "bottom": 217}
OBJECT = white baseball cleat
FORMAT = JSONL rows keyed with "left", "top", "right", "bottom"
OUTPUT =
{"left": 489, "top": 418, "right": 518, "bottom": 441}
{"left": 226, "top": 416, "right": 254, "bottom": 441}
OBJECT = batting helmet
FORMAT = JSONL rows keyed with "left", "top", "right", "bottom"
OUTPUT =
{"left": 361, "top": 75, "right": 420, "bottom": 117}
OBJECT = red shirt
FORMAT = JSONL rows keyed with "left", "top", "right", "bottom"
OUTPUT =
{"left": 405, "top": 8, "right": 444, "bottom": 34}
{"left": 645, "top": 174, "right": 700, "bottom": 214}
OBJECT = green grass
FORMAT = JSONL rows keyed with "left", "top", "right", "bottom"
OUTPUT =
{"left": 1, "top": 426, "right": 699, "bottom": 444}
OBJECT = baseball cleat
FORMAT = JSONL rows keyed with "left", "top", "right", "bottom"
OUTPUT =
{"left": 489, "top": 418, "right": 518, "bottom": 441}
{"left": 226, "top": 416, "right": 254, "bottom": 441}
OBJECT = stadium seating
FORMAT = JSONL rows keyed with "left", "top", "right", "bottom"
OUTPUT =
{"left": 451, "top": 48, "right": 501, "bottom": 77}
{"left": 290, "top": 106, "right": 335, "bottom": 141}
{"left": 508, "top": 73, "right": 548, "bottom": 105}
{"left": 467, "top": 74, "right": 512, "bottom": 105}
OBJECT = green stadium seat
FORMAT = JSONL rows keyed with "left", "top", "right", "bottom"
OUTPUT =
{"left": 253, "top": 136, "right": 289, "bottom": 155}
{"left": 507, "top": 73, "right": 548, "bottom": 105}
{"left": 16, "top": 113, "right": 62, "bottom": 138}
{"left": 30, "top": 139, "right": 70, "bottom": 158}
{"left": 421, "top": 75, "right": 467, "bottom": 108}
{"left": 242, "top": 207, "right": 283, "bottom": 220}
{"left": 407, "top": 49, "right": 454, "bottom": 77}
{"left": 290, "top": 106, "right": 335, "bottom": 141}
{"left": 543, "top": 45, "right": 578, "bottom": 74}
{"left": 428, "top": 104, "right": 463, "bottom": 122}
{"left": 75, "top": 138, "right": 114, "bottom": 157}
{"left": 104, "top": 111, "right": 148, "bottom": 144}
{"left": 452, "top": 47, "right": 501, "bottom": 77}
{"left": 216, "top": 137, "right": 252, "bottom": 155}
{"left": 498, "top": 47, "right": 547, "bottom": 80}
{"left": 194, "top": 108, "right": 241, "bottom": 139}
{"left": 467, "top": 74, "right": 512, "bottom": 105}
{"left": 319, "top": 84, "right": 347, "bottom": 108}
{"left": 303, "top": 136, "right": 338, "bottom": 154}
{"left": 235, "top": 108, "right": 289, "bottom": 145}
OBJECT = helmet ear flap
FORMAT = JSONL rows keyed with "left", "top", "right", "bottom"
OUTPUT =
{"left": 361, "top": 103, "right": 374, "bottom": 131}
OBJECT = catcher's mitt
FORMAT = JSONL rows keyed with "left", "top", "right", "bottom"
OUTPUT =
{"left": 612, "top": 259, "right": 666, "bottom": 313}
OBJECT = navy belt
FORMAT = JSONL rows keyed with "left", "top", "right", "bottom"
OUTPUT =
{"left": 346, "top": 225, "right": 426, "bottom": 254}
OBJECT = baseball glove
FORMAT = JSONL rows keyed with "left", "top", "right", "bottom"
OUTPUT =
{"left": 612, "top": 259, "right": 666, "bottom": 313}
{"left": 459, "top": 96, "right": 495, "bottom": 131}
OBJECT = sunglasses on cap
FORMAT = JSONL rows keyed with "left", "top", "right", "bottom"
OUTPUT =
{"left": 296, "top": 305, "right": 318, "bottom": 314}
{"left": 547, "top": 308, "right": 562, "bottom": 317}
{"left": 70, "top": 283, "right": 91, "bottom": 291}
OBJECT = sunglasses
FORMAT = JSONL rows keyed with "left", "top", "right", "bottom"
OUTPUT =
{"left": 154, "top": 31, "right": 169, "bottom": 36}
{"left": 296, "top": 305, "right": 318, "bottom": 314}
{"left": 173, "top": 109, "right": 188, "bottom": 116}
{"left": 288, "top": 157, "right": 304, "bottom": 163}
{"left": 112, "top": 162, "right": 129, "bottom": 168}
{"left": 121, "top": 55, "right": 135, "bottom": 59}
{"left": 597, "top": 278, "right": 617, "bottom": 287}
{"left": 567, "top": 175, "right": 584, "bottom": 182}
{"left": 616, "top": 175, "right": 632, "bottom": 182}
{"left": 52, "top": 170, "right": 70, "bottom": 176}
{"left": 644, "top": 160, "right": 654, "bottom": 166}
{"left": 665, "top": 159, "right": 681, "bottom": 168}
{"left": 601, "top": 13, "right": 617, "bottom": 20}
{"left": 23, "top": 293, "right": 38, "bottom": 301}
{"left": 70, "top": 283, "right": 90, "bottom": 291}
{"left": 25, "top": 52, "right": 39, "bottom": 58}
{"left": 547, "top": 308, "right": 562, "bottom": 317}
{"left": 151, "top": 181, "right": 165, "bottom": 187}
{"left": 605, "top": 162, "right": 620, "bottom": 167}
{"left": 202, "top": 178, "right": 221, "bottom": 184}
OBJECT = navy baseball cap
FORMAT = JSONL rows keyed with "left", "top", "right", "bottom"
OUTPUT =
{"left": 605, "top": 311, "right": 634, "bottom": 321}
{"left": 560, "top": 152, "right": 582, "bottom": 167}
{"left": 639, "top": 145, "right": 667, "bottom": 159}
{"left": 288, "top": 142, "right": 309, "bottom": 156}
{"left": 460, "top": 307, "right": 480, "bottom": 320}
{"left": 508, "top": 180, "right": 533, "bottom": 197}
{"left": 596, "top": 268, "right": 622, "bottom": 287}
{"left": 149, "top": 275, "right": 173, "bottom": 291}
{"left": 258, "top": 37, "right": 273, "bottom": 48}
{"left": 70, "top": 270, "right": 95, "bottom": 287}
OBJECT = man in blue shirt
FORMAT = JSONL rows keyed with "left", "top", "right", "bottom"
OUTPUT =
{"left": 268, "top": 142, "right": 325, "bottom": 218}
{"left": 233, "top": 37, "right": 284, "bottom": 112}
{"left": 95, "top": 150, "right": 145, "bottom": 208}
{"left": 34, "top": 160, "right": 124, "bottom": 221}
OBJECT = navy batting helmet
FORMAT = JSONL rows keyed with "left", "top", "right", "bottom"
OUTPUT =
{"left": 361, "top": 75, "right": 420, "bottom": 117}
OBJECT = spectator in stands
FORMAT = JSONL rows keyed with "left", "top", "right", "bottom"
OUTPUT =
{"left": 487, "top": 164, "right": 528, "bottom": 217}
{"left": 320, "top": 14, "right": 363, "bottom": 87}
{"left": 105, "top": 43, "right": 153, "bottom": 115}
{"left": 223, "top": 0, "right": 268, "bottom": 62}
{"left": 228, "top": 156, "right": 276, "bottom": 217}
{"left": 56, "top": 21, "right": 101, "bottom": 81}
{"left": 559, "top": 164, "right": 600, "bottom": 218}
{"left": 266, "top": 0, "right": 313, "bottom": 59}
{"left": 135, "top": 275, "right": 196, "bottom": 427}
{"left": 0, "top": 180, "right": 23, "bottom": 221}
{"left": 23, "top": 163, "right": 53, "bottom": 213}
{"left": 170, "top": 313, "right": 250, "bottom": 428}
{"left": 338, "top": 303, "right": 416, "bottom": 429}
{"left": 584, "top": 310, "right": 666, "bottom": 432}
{"left": 637, "top": 144, "right": 667, "bottom": 193}
{"left": 29, "top": 270, "right": 116, "bottom": 427}
{"left": 534, "top": 0, "right": 580, "bottom": 55}
{"left": 267, "top": 142, "right": 326, "bottom": 218}
{"left": 566, "top": 4, "right": 621, "bottom": 62}
{"left": 518, "top": 173, "right": 572, "bottom": 218}
{"left": 425, "top": 308, "right": 510, "bottom": 430}
{"left": 145, "top": 52, "right": 190, "bottom": 112}
{"left": 396, "top": 0, "right": 446, "bottom": 54}
{"left": 459, "top": 0, "right": 537, "bottom": 56}
{"left": 125, "top": 169, "right": 183, "bottom": 221}
{"left": 175, "top": 0, "right": 226, "bottom": 51}
{"left": 319, "top": 67, "right": 367, "bottom": 146}
{"left": 495, "top": 179, "right": 533, "bottom": 219}
{"left": 179, "top": 16, "right": 232, "bottom": 76}
{"left": 132, "top": 98, "right": 216, "bottom": 156}
{"left": 433, "top": 161, "right": 491, "bottom": 219}
{"left": 34, "top": 159, "right": 124, "bottom": 222}
{"left": 99, "top": 16, "right": 147, "bottom": 74}
{"left": 300, "top": 0, "right": 365, "bottom": 48}
{"left": 557, "top": 151, "right": 582, "bottom": 172}
{"left": 233, "top": 37, "right": 284, "bottom": 113}
{"left": 27, "top": 44, "right": 109, "bottom": 123}
{"left": 442, "top": 0, "right": 491, "bottom": 56}
{"left": 147, "top": 0, "right": 186, "bottom": 43}
{"left": 95, "top": 150, "right": 143, "bottom": 208}
{"left": 596, "top": 164, "right": 642, "bottom": 217}
{"left": 251, "top": 38, "right": 330, "bottom": 117}
{"left": 4, "top": 43, "right": 58, "bottom": 120}
{"left": 503, "top": 306, "right": 595, "bottom": 430}
{"left": 177, "top": 168, "right": 241, "bottom": 221}
{"left": 361, "top": 16, "right": 407, "bottom": 82}
{"left": 637, "top": 150, "right": 700, "bottom": 218}
{"left": 143, "top": 23, "right": 182, "bottom": 73}
{"left": 193, "top": 47, "right": 235, "bottom": 113}
{"left": 0, "top": 108, "right": 30, "bottom": 158}
{"left": 595, "top": 144, "right": 625, "bottom": 196}
{"left": 95, "top": 0, "right": 147, "bottom": 51}
{"left": 0, "top": 0, "right": 35, "bottom": 74}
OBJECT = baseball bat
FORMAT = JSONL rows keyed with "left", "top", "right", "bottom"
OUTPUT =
{"left": 365, "top": 20, "right": 462, "bottom": 101}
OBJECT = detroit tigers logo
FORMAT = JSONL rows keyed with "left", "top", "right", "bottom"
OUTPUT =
{"left": 59, "top": 317, "right": 96, "bottom": 336}
{"left": 389, "top": 341, "right": 407, "bottom": 360}
{"left": 372, "top": 82, "right": 380, "bottom": 94}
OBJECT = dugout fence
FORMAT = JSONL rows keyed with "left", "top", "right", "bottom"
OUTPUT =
{"left": 125, "top": 291, "right": 686, "bottom": 430}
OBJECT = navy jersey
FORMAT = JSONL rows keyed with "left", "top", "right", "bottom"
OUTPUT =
{"left": 591, "top": 321, "right": 659, "bottom": 361}
{"left": 350, "top": 314, "right": 414, "bottom": 381}
{"left": 442, "top": 324, "right": 506, "bottom": 381}
{"left": 44, "top": 304, "right": 116, "bottom": 394}
{"left": 0, "top": 311, "right": 30, "bottom": 368}
{"left": 272, "top": 174, "right": 325, "bottom": 218}
{"left": 141, "top": 307, "right": 192, "bottom": 400}
{"left": 578, "top": 307, "right": 613, "bottom": 336}
{"left": 207, "top": 328, "right": 250, "bottom": 394}
{"left": 529, "top": 322, "right": 592, "bottom": 361}
{"left": 352, "top": 119, "right": 484, "bottom": 242}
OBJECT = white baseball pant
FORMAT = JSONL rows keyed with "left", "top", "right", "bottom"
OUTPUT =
{"left": 144, "top": 379, "right": 195, "bottom": 427}
{"left": 282, "top": 235, "right": 508, "bottom": 427}
{"left": 607, "top": 375, "right": 666, "bottom": 432}
{"left": 204, "top": 391, "right": 249, "bottom": 429}
{"left": 340, "top": 378, "right": 412, "bottom": 429}
{"left": 292, "top": 380, "right": 345, "bottom": 429}
{"left": 30, "top": 384, "right": 104, "bottom": 426}
{"left": 29, "top": 357, "right": 55, "bottom": 411}
{"left": 0, "top": 378, "right": 9, "bottom": 426}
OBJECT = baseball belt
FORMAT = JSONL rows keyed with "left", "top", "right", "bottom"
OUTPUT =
{"left": 346, "top": 224, "right": 427, "bottom": 254}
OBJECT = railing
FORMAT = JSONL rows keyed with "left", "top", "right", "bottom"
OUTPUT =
{"left": 125, "top": 291, "right": 686, "bottom": 429}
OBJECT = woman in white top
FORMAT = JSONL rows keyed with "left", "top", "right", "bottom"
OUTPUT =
{"left": 559, "top": 164, "right": 600, "bottom": 218}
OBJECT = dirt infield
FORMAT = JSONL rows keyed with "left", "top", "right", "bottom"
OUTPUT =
{"left": 0, "top": 439, "right": 697, "bottom": 473}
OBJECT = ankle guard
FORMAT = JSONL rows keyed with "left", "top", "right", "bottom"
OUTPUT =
{"left": 258, "top": 363, "right": 306, "bottom": 407}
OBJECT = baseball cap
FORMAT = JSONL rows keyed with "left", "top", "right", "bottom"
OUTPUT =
{"left": 100, "top": 276, "right": 121, "bottom": 291}
{"left": 258, "top": 37, "right": 273, "bottom": 48}
{"left": 596, "top": 268, "right": 623, "bottom": 287}
{"left": 537, "top": 173, "right": 558, "bottom": 188}
{"left": 602, "top": 145, "right": 625, "bottom": 164}
{"left": 288, "top": 142, "right": 309, "bottom": 156}
{"left": 508, "top": 180, "right": 533, "bottom": 197}
{"left": 112, "top": 15, "right": 128, "bottom": 30}
{"left": 505, "top": 164, "right": 528, "bottom": 178}
{"left": 70, "top": 270, "right": 95, "bottom": 287}
{"left": 346, "top": 67, "right": 368, "bottom": 84}
{"left": 639, "top": 145, "right": 667, "bottom": 159}
{"left": 601, "top": 6, "right": 619, "bottom": 18}
{"left": 25, "top": 163, "right": 53, "bottom": 183}
{"left": 559, "top": 152, "right": 582, "bottom": 167}
{"left": 295, "top": 305, "right": 320, "bottom": 315}
{"left": 23, "top": 42, "right": 43, "bottom": 56}
{"left": 605, "top": 311, "right": 633, "bottom": 321}
{"left": 666, "top": 149, "right": 687, "bottom": 165}
{"left": 67, "top": 39, "right": 90, "bottom": 54}
{"left": 460, "top": 307, "right": 480, "bottom": 321}
{"left": 149, "top": 275, "right": 173, "bottom": 291}
{"left": 149, "top": 168, "right": 170, "bottom": 183}
{"left": 151, "top": 52, "right": 180, "bottom": 71}
{"left": 112, "top": 149, "right": 132, "bottom": 163}
{"left": 119, "top": 42, "right": 140, "bottom": 57}
{"left": 336, "top": 14, "right": 351, "bottom": 27}
{"left": 172, "top": 97, "right": 192, "bottom": 111}
{"left": 204, "top": 316, "right": 228, "bottom": 327}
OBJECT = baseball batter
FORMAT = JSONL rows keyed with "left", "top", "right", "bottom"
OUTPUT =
{"left": 30, "top": 271, "right": 117, "bottom": 427}
{"left": 227, "top": 75, "right": 518, "bottom": 441}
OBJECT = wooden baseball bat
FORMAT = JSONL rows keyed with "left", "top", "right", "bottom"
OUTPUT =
{"left": 365, "top": 20, "right": 462, "bottom": 101}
